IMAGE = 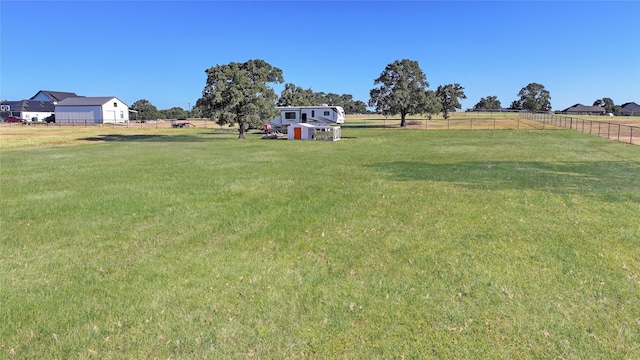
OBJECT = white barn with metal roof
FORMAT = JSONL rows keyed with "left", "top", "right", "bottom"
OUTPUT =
{"left": 55, "top": 97, "right": 129, "bottom": 124}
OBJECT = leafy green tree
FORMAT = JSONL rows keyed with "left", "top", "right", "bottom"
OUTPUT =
{"left": 323, "top": 92, "right": 340, "bottom": 106}
{"left": 593, "top": 98, "right": 616, "bottom": 113}
{"left": 160, "top": 107, "right": 187, "bottom": 119}
{"left": 517, "top": 83, "right": 551, "bottom": 111}
{"left": 278, "top": 85, "right": 367, "bottom": 114}
{"left": 279, "top": 83, "right": 314, "bottom": 106}
{"left": 508, "top": 100, "right": 522, "bottom": 110}
{"left": 197, "top": 59, "right": 284, "bottom": 139}
{"left": 473, "top": 96, "right": 501, "bottom": 110}
{"left": 130, "top": 99, "right": 164, "bottom": 120}
{"left": 368, "top": 59, "right": 430, "bottom": 127}
{"left": 436, "top": 83, "right": 467, "bottom": 119}
{"left": 345, "top": 100, "right": 368, "bottom": 114}
{"left": 422, "top": 90, "right": 442, "bottom": 119}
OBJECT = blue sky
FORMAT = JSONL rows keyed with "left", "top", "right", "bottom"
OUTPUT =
{"left": 2, "top": 1, "right": 639, "bottom": 111}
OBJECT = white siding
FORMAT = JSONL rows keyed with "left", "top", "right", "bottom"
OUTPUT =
{"left": 101, "top": 99, "right": 129, "bottom": 123}
{"left": 55, "top": 98, "right": 130, "bottom": 124}
{"left": 21, "top": 111, "right": 54, "bottom": 122}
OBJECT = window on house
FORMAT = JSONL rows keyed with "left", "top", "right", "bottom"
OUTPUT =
{"left": 324, "top": 111, "right": 330, "bottom": 116}
{"left": 311, "top": 110, "right": 315, "bottom": 117}
{"left": 114, "top": 102, "right": 118, "bottom": 107}
{"left": 285, "top": 112, "right": 296, "bottom": 119}
{"left": 120, "top": 111, "right": 124, "bottom": 119}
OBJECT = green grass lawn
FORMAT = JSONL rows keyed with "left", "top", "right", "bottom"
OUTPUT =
{"left": 1, "top": 128, "right": 639, "bottom": 358}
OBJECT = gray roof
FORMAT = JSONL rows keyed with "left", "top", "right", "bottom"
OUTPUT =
{"left": 621, "top": 102, "right": 640, "bottom": 110}
{"left": 30, "top": 90, "right": 79, "bottom": 102}
{"left": 0, "top": 100, "right": 55, "bottom": 112}
{"left": 56, "top": 97, "right": 124, "bottom": 106}
{"left": 562, "top": 104, "right": 605, "bottom": 113}
{"left": 621, "top": 102, "right": 640, "bottom": 115}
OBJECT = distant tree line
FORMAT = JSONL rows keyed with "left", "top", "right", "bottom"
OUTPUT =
{"left": 471, "top": 93, "right": 625, "bottom": 114}
{"left": 277, "top": 84, "right": 368, "bottom": 114}
{"left": 129, "top": 99, "right": 189, "bottom": 121}
{"left": 130, "top": 57, "right": 630, "bottom": 139}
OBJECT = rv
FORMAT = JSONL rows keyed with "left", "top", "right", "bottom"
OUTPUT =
{"left": 267, "top": 105, "right": 345, "bottom": 131}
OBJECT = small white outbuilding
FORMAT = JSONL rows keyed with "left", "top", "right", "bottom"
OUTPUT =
{"left": 287, "top": 123, "right": 341, "bottom": 141}
{"left": 288, "top": 123, "right": 316, "bottom": 140}
{"left": 55, "top": 97, "right": 129, "bottom": 124}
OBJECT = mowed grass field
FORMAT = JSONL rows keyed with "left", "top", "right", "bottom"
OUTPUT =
{"left": 1, "top": 122, "right": 639, "bottom": 358}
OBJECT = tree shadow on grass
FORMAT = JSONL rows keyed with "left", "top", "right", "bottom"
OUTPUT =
{"left": 368, "top": 160, "right": 640, "bottom": 203}
{"left": 80, "top": 133, "right": 234, "bottom": 142}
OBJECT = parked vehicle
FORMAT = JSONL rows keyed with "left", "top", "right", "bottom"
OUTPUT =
{"left": 44, "top": 114, "right": 56, "bottom": 123}
{"left": 266, "top": 105, "right": 345, "bottom": 132}
{"left": 5, "top": 116, "right": 26, "bottom": 123}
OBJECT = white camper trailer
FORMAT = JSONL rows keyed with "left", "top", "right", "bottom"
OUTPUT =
{"left": 267, "top": 105, "right": 345, "bottom": 131}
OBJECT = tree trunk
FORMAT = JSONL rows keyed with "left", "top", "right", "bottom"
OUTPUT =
{"left": 400, "top": 112, "right": 407, "bottom": 127}
{"left": 237, "top": 115, "right": 246, "bottom": 139}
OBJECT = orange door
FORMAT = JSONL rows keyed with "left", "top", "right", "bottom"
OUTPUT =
{"left": 294, "top": 127, "right": 302, "bottom": 139}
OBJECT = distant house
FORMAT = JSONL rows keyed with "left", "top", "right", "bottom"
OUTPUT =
{"left": 620, "top": 102, "right": 640, "bottom": 116}
{"left": 55, "top": 97, "right": 129, "bottom": 124}
{"left": 560, "top": 104, "right": 605, "bottom": 115}
{"left": 30, "top": 90, "right": 79, "bottom": 104}
{"left": 0, "top": 100, "right": 55, "bottom": 122}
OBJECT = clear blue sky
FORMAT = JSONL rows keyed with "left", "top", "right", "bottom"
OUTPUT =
{"left": 2, "top": 1, "right": 639, "bottom": 111}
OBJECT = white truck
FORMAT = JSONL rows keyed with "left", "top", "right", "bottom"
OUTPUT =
{"left": 266, "top": 105, "right": 345, "bottom": 132}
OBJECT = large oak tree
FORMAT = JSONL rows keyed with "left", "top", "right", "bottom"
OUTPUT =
{"left": 130, "top": 99, "right": 163, "bottom": 121}
{"left": 368, "top": 59, "right": 430, "bottom": 127}
{"left": 517, "top": 83, "right": 551, "bottom": 112}
{"left": 436, "top": 83, "right": 467, "bottom": 119}
{"left": 473, "top": 95, "right": 501, "bottom": 110}
{"left": 197, "top": 59, "right": 284, "bottom": 139}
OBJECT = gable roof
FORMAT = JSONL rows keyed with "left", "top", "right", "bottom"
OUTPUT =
{"left": 561, "top": 103, "right": 605, "bottom": 113}
{"left": 56, "top": 96, "right": 127, "bottom": 107}
{"left": 0, "top": 100, "right": 55, "bottom": 112}
{"left": 30, "top": 90, "right": 79, "bottom": 102}
{"left": 620, "top": 102, "right": 640, "bottom": 115}
{"left": 621, "top": 102, "right": 640, "bottom": 110}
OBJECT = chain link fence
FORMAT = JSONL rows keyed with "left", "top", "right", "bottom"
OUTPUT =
{"left": 522, "top": 112, "right": 640, "bottom": 146}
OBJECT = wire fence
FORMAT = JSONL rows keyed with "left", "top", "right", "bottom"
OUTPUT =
{"left": 522, "top": 112, "right": 640, "bottom": 146}
{"left": 345, "top": 117, "right": 545, "bottom": 131}
{"left": 5, "top": 112, "right": 639, "bottom": 146}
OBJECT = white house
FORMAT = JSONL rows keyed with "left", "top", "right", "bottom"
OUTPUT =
{"left": 55, "top": 97, "right": 129, "bottom": 124}
{"left": 0, "top": 100, "right": 55, "bottom": 122}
